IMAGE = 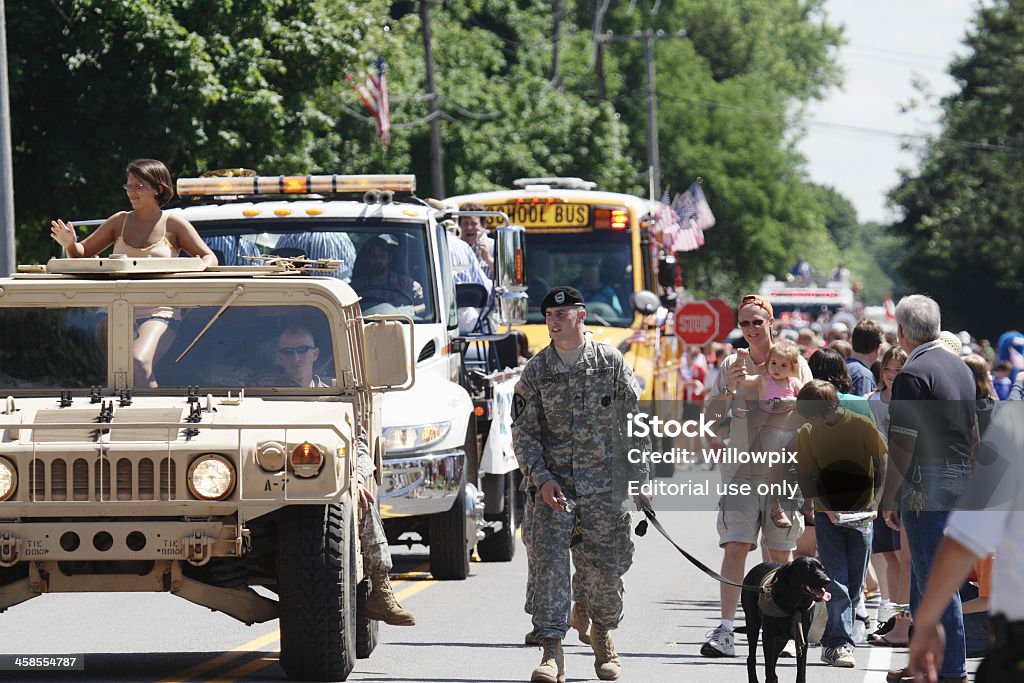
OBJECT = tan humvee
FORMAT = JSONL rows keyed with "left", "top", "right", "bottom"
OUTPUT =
{"left": 0, "top": 256, "right": 412, "bottom": 681}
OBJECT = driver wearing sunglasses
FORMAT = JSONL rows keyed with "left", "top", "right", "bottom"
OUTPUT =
{"left": 277, "top": 325, "right": 321, "bottom": 387}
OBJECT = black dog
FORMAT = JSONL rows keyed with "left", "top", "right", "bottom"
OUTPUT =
{"left": 741, "top": 556, "right": 831, "bottom": 683}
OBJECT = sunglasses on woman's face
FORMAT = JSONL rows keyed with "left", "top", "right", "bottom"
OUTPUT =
{"left": 738, "top": 319, "right": 767, "bottom": 328}
{"left": 278, "top": 345, "right": 314, "bottom": 356}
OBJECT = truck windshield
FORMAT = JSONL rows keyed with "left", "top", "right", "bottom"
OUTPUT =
{"left": 524, "top": 231, "right": 633, "bottom": 327}
{"left": 145, "top": 304, "right": 338, "bottom": 390}
{"left": 196, "top": 222, "right": 436, "bottom": 322}
{"left": 0, "top": 307, "right": 107, "bottom": 389}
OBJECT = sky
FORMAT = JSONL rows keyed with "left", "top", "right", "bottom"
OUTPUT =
{"left": 797, "top": 0, "right": 980, "bottom": 224}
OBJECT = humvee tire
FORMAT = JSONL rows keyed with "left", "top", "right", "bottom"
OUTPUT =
{"left": 477, "top": 470, "right": 516, "bottom": 562}
{"left": 355, "top": 576, "right": 379, "bottom": 659}
{"left": 278, "top": 503, "right": 356, "bottom": 681}
{"left": 428, "top": 484, "right": 471, "bottom": 580}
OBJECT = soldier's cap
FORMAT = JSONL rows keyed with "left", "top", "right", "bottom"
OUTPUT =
{"left": 541, "top": 286, "right": 586, "bottom": 314}
{"left": 740, "top": 294, "right": 773, "bottom": 318}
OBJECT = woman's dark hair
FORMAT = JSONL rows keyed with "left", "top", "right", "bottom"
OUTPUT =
{"left": 126, "top": 158, "right": 174, "bottom": 206}
{"left": 808, "top": 347, "right": 852, "bottom": 394}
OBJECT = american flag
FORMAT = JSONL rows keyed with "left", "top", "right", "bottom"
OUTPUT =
{"left": 652, "top": 188, "right": 678, "bottom": 249}
{"left": 668, "top": 180, "right": 716, "bottom": 252}
{"left": 347, "top": 56, "right": 391, "bottom": 144}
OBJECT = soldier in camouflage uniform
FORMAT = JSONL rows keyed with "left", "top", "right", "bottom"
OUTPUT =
{"left": 356, "top": 434, "right": 416, "bottom": 626}
{"left": 512, "top": 286, "right": 650, "bottom": 683}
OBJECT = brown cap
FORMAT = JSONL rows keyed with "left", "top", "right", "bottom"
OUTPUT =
{"left": 739, "top": 294, "right": 773, "bottom": 317}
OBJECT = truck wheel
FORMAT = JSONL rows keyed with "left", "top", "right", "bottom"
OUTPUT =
{"left": 278, "top": 503, "right": 356, "bottom": 681}
{"left": 355, "top": 576, "right": 379, "bottom": 658}
{"left": 428, "top": 484, "right": 470, "bottom": 580}
{"left": 477, "top": 471, "right": 516, "bottom": 562}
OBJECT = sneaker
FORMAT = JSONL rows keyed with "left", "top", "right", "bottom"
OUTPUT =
{"left": 779, "top": 639, "right": 797, "bottom": 658}
{"left": 821, "top": 645, "right": 856, "bottom": 668}
{"left": 700, "top": 625, "right": 735, "bottom": 657}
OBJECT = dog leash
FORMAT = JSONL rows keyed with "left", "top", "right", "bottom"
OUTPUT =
{"left": 636, "top": 505, "right": 766, "bottom": 593}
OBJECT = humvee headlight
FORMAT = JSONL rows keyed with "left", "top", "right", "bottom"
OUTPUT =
{"left": 256, "top": 441, "right": 287, "bottom": 472}
{"left": 383, "top": 422, "right": 451, "bottom": 454}
{"left": 290, "top": 442, "right": 324, "bottom": 478}
{"left": 0, "top": 458, "right": 16, "bottom": 501}
{"left": 187, "top": 455, "right": 235, "bottom": 500}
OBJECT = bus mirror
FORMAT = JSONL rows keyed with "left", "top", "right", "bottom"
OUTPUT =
{"left": 494, "top": 224, "right": 528, "bottom": 291}
{"left": 631, "top": 290, "right": 661, "bottom": 315}
{"left": 657, "top": 254, "right": 677, "bottom": 289}
{"left": 495, "top": 291, "right": 528, "bottom": 326}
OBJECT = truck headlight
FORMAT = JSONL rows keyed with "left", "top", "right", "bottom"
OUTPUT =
{"left": 383, "top": 422, "right": 451, "bottom": 454}
{"left": 187, "top": 454, "right": 235, "bottom": 500}
{"left": 0, "top": 458, "right": 16, "bottom": 501}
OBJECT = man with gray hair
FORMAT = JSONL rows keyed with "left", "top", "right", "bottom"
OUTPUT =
{"left": 880, "top": 294, "right": 977, "bottom": 683}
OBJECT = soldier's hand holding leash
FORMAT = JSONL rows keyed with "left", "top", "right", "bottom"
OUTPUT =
{"left": 540, "top": 479, "right": 571, "bottom": 511}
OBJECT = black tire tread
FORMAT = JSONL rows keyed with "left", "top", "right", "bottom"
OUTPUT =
{"left": 477, "top": 471, "right": 516, "bottom": 562}
{"left": 428, "top": 485, "right": 470, "bottom": 580}
{"left": 278, "top": 503, "right": 355, "bottom": 681}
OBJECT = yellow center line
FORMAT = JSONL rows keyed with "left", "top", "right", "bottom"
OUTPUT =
{"left": 157, "top": 629, "right": 280, "bottom": 683}
{"left": 205, "top": 654, "right": 280, "bottom": 683}
{"left": 165, "top": 563, "right": 435, "bottom": 682}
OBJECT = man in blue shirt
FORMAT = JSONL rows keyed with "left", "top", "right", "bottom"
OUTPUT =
{"left": 847, "top": 320, "right": 883, "bottom": 396}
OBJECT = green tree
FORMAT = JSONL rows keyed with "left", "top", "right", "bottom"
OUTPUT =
{"left": 9, "top": 0, "right": 388, "bottom": 261}
{"left": 889, "top": 0, "right": 1024, "bottom": 337}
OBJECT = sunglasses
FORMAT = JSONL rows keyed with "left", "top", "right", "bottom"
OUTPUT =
{"left": 738, "top": 319, "right": 767, "bottom": 328}
{"left": 278, "top": 345, "right": 314, "bottom": 356}
{"left": 122, "top": 183, "right": 149, "bottom": 192}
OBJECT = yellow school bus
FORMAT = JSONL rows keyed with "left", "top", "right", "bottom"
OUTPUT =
{"left": 448, "top": 177, "right": 686, "bottom": 409}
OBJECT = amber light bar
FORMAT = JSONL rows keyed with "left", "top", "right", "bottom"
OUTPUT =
{"left": 177, "top": 174, "right": 416, "bottom": 197}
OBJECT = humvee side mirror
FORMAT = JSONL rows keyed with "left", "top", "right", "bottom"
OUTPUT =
{"left": 493, "top": 224, "right": 528, "bottom": 326}
{"left": 362, "top": 317, "right": 414, "bottom": 390}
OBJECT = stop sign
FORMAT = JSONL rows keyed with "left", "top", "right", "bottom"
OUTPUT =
{"left": 674, "top": 301, "right": 720, "bottom": 345}
{"left": 707, "top": 299, "right": 736, "bottom": 341}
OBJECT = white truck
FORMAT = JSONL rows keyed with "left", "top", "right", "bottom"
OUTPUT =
{"left": 172, "top": 173, "right": 528, "bottom": 580}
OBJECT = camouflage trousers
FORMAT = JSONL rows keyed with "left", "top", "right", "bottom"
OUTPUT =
{"left": 360, "top": 501, "right": 392, "bottom": 577}
{"left": 523, "top": 493, "right": 589, "bottom": 614}
{"left": 524, "top": 489, "right": 634, "bottom": 639}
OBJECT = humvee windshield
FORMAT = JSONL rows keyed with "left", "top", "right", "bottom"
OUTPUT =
{"left": 0, "top": 307, "right": 107, "bottom": 388}
{"left": 0, "top": 304, "right": 341, "bottom": 391}
{"left": 197, "top": 222, "right": 436, "bottom": 322}
{"left": 150, "top": 305, "right": 338, "bottom": 389}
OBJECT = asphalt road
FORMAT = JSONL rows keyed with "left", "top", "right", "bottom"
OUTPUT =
{"left": 0, "top": 466, "right": 981, "bottom": 682}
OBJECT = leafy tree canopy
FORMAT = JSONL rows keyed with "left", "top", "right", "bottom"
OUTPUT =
{"left": 889, "top": 0, "right": 1024, "bottom": 337}
{"left": 11, "top": 0, "right": 889, "bottom": 310}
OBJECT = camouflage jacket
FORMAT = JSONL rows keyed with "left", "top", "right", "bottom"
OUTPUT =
{"left": 512, "top": 337, "right": 650, "bottom": 497}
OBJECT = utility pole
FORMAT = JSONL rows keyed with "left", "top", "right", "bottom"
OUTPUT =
{"left": 0, "top": 0, "right": 14, "bottom": 275}
{"left": 420, "top": 0, "right": 445, "bottom": 198}
{"left": 595, "top": 28, "right": 685, "bottom": 199}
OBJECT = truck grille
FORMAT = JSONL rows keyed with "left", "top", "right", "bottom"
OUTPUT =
{"left": 28, "top": 456, "right": 178, "bottom": 502}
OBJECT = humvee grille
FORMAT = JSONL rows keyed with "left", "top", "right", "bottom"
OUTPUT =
{"left": 29, "top": 456, "right": 178, "bottom": 502}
